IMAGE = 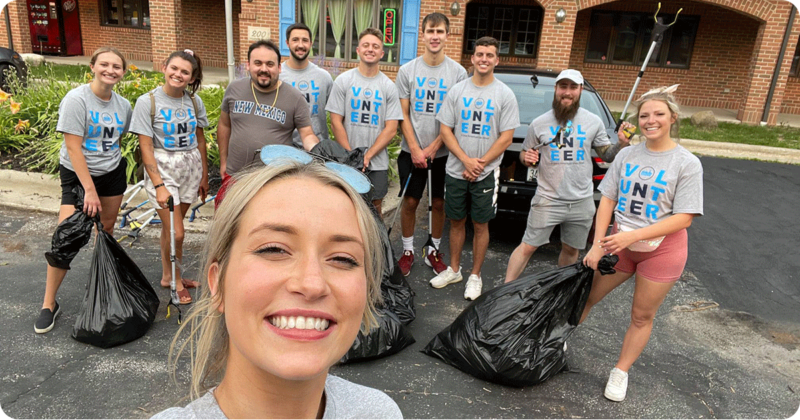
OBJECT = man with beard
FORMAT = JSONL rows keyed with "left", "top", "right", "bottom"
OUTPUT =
{"left": 281, "top": 23, "right": 333, "bottom": 147}
{"left": 504, "top": 69, "right": 630, "bottom": 283}
{"left": 326, "top": 27, "right": 402, "bottom": 216}
{"left": 215, "top": 40, "right": 319, "bottom": 207}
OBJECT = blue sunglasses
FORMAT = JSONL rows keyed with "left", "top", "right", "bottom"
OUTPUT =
{"left": 259, "top": 145, "right": 373, "bottom": 194}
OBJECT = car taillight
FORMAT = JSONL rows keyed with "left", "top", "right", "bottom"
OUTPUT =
{"left": 593, "top": 156, "right": 610, "bottom": 169}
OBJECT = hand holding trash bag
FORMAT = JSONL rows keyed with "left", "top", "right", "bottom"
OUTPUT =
{"left": 72, "top": 220, "right": 159, "bottom": 348}
{"left": 423, "top": 255, "right": 618, "bottom": 387}
{"left": 45, "top": 185, "right": 94, "bottom": 270}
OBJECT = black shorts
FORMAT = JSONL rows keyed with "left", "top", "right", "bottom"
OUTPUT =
{"left": 397, "top": 151, "right": 447, "bottom": 200}
{"left": 60, "top": 160, "right": 128, "bottom": 206}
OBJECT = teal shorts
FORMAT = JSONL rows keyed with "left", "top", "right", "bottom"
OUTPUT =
{"left": 444, "top": 170, "right": 498, "bottom": 224}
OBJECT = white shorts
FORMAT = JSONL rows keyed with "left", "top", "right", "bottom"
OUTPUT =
{"left": 145, "top": 148, "right": 203, "bottom": 208}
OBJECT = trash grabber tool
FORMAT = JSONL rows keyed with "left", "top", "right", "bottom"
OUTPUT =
{"left": 165, "top": 196, "right": 182, "bottom": 324}
{"left": 387, "top": 169, "right": 413, "bottom": 237}
{"left": 188, "top": 195, "right": 216, "bottom": 222}
{"left": 422, "top": 158, "right": 437, "bottom": 256}
{"left": 533, "top": 121, "right": 574, "bottom": 151}
{"left": 616, "top": 2, "right": 682, "bottom": 132}
{"left": 120, "top": 181, "right": 145, "bottom": 210}
{"left": 117, "top": 210, "right": 157, "bottom": 247}
{"left": 119, "top": 199, "right": 150, "bottom": 228}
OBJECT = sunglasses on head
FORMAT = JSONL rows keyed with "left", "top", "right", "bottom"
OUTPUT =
{"left": 259, "top": 145, "right": 373, "bottom": 194}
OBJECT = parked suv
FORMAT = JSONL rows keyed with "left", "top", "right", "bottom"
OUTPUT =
{"left": 494, "top": 68, "right": 619, "bottom": 219}
{"left": 0, "top": 47, "right": 28, "bottom": 92}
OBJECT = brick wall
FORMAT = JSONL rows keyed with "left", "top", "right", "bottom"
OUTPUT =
{"left": 179, "top": 0, "right": 241, "bottom": 69}
{"left": 570, "top": 0, "right": 760, "bottom": 111}
{"left": 78, "top": 0, "right": 153, "bottom": 62}
{"left": 1, "top": 2, "right": 33, "bottom": 52}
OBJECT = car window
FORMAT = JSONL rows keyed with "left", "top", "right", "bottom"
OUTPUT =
{"left": 502, "top": 80, "right": 609, "bottom": 127}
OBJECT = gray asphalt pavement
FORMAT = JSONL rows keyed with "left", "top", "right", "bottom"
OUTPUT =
{"left": 1, "top": 155, "right": 799, "bottom": 418}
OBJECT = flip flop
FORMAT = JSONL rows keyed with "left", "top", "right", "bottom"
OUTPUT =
{"left": 176, "top": 288, "right": 192, "bottom": 305}
{"left": 161, "top": 278, "right": 200, "bottom": 289}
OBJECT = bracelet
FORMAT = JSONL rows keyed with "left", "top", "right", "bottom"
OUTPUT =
{"left": 153, "top": 183, "right": 165, "bottom": 189}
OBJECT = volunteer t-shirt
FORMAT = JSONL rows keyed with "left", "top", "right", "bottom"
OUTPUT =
{"left": 396, "top": 56, "right": 468, "bottom": 159}
{"left": 280, "top": 62, "right": 333, "bottom": 147}
{"left": 599, "top": 142, "right": 704, "bottom": 229}
{"left": 221, "top": 77, "right": 312, "bottom": 174}
{"left": 57, "top": 84, "right": 132, "bottom": 176}
{"left": 129, "top": 88, "right": 209, "bottom": 151}
{"left": 325, "top": 68, "right": 403, "bottom": 171}
{"left": 150, "top": 375, "right": 403, "bottom": 419}
{"left": 436, "top": 78, "right": 520, "bottom": 181}
{"left": 522, "top": 108, "right": 611, "bottom": 202}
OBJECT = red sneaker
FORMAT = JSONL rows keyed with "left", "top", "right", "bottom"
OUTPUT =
{"left": 424, "top": 248, "right": 447, "bottom": 274}
{"left": 398, "top": 250, "right": 414, "bottom": 277}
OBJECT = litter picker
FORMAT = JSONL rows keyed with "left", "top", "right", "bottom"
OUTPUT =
{"left": 188, "top": 195, "right": 216, "bottom": 222}
{"left": 387, "top": 170, "right": 413, "bottom": 236}
{"left": 165, "top": 196, "right": 182, "bottom": 324}
{"left": 119, "top": 199, "right": 150, "bottom": 228}
{"left": 421, "top": 158, "right": 436, "bottom": 257}
{"left": 615, "top": 3, "right": 682, "bottom": 132}
{"left": 533, "top": 121, "right": 573, "bottom": 151}
{"left": 117, "top": 208, "right": 158, "bottom": 247}
{"left": 120, "top": 180, "right": 144, "bottom": 210}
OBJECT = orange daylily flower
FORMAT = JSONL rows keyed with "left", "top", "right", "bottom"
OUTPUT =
{"left": 129, "top": 64, "right": 139, "bottom": 71}
{"left": 0, "top": 89, "right": 9, "bottom": 102}
{"left": 14, "top": 119, "right": 30, "bottom": 133}
{"left": 9, "top": 99, "right": 21, "bottom": 114}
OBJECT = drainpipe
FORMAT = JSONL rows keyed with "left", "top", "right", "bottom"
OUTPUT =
{"left": 4, "top": 5, "right": 13, "bottom": 51}
{"left": 762, "top": 4, "right": 796, "bottom": 125}
{"left": 225, "top": 0, "right": 235, "bottom": 82}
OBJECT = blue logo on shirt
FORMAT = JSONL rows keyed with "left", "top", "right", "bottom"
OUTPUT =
{"left": 85, "top": 110, "right": 124, "bottom": 152}
{"left": 617, "top": 163, "right": 668, "bottom": 220}
{"left": 160, "top": 107, "right": 198, "bottom": 149}
{"left": 459, "top": 96, "right": 495, "bottom": 137}
{"left": 349, "top": 86, "right": 383, "bottom": 126}
{"left": 413, "top": 77, "right": 448, "bottom": 114}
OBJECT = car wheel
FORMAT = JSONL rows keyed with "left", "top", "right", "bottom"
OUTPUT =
{"left": 0, "top": 63, "right": 11, "bottom": 91}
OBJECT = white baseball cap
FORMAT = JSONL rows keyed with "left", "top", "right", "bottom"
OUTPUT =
{"left": 556, "top": 69, "right": 584, "bottom": 85}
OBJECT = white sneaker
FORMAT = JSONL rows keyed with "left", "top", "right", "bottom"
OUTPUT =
{"left": 604, "top": 367, "right": 629, "bottom": 402}
{"left": 463, "top": 274, "right": 482, "bottom": 300}
{"left": 430, "top": 266, "right": 462, "bottom": 288}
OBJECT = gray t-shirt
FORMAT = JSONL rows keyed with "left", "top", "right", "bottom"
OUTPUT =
{"left": 436, "top": 78, "right": 520, "bottom": 181}
{"left": 221, "top": 77, "right": 313, "bottom": 174}
{"left": 522, "top": 108, "right": 611, "bottom": 203}
{"left": 280, "top": 62, "right": 333, "bottom": 147}
{"left": 57, "top": 84, "right": 132, "bottom": 176}
{"left": 325, "top": 68, "right": 403, "bottom": 171}
{"left": 599, "top": 142, "right": 704, "bottom": 229}
{"left": 396, "top": 56, "right": 468, "bottom": 159}
{"left": 150, "top": 375, "right": 403, "bottom": 419}
{"left": 129, "top": 88, "right": 209, "bottom": 151}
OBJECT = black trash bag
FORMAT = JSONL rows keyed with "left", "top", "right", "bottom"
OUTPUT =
{"left": 72, "top": 220, "right": 160, "bottom": 348}
{"left": 381, "top": 261, "right": 416, "bottom": 326}
{"left": 310, "top": 139, "right": 366, "bottom": 171}
{"left": 45, "top": 185, "right": 94, "bottom": 270}
{"left": 340, "top": 307, "right": 416, "bottom": 363}
{"left": 422, "top": 255, "right": 619, "bottom": 387}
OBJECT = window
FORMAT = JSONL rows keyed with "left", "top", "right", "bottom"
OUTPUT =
{"left": 585, "top": 11, "right": 699, "bottom": 69}
{"left": 791, "top": 36, "right": 800, "bottom": 77}
{"left": 99, "top": 0, "right": 150, "bottom": 29}
{"left": 299, "top": 0, "right": 403, "bottom": 64}
{"left": 463, "top": 3, "right": 542, "bottom": 57}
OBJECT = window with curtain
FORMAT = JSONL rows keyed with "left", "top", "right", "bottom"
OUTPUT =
{"left": 99, "top": 0, "right": 150, "bottom": 29}
{"left": 790, "top": 36, "right": 800, "bottom": 77}
{"left": 463, "top": 2, "right": 542, "bottom": 57}
{"left": 299, "top": 0, "right": 403, "bottom": 64}
{"left": 584, "top": 11, "right": 700, "bottom": 69}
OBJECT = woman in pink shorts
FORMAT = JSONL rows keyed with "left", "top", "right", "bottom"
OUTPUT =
{"left": 582, "top": 85, "right": 704, "bottom": 402}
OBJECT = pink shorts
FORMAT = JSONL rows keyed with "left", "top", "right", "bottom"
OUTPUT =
{"left": 611, "top": 226, "right": 688, "bottom": 283}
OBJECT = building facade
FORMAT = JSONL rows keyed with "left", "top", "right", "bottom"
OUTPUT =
{"left": 3, "top": 0, "right": 799, "bottom": 124}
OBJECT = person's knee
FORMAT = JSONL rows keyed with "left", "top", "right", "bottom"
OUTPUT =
{"left": 518, "top": 242, "right": 538, "bottom": 257}
{"left": 403, "top": 197, "right": 420, "bottom": 212}
{"left": 630, "top": 307, "right": 656, "bottom": 329}
{"left": 561, "top": 245, "right": 580, "bottom": 259}
{"left": 473, "top": 221, "right": 488, "bottom": 234}
{"left": 432, "top": 198, "right": 444, "bottom": 212}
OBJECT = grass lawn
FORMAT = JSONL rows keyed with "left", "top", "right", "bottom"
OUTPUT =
{"left": 28, "top": 63, "right": 160, "bottom": 81}
{"left": 611, "top": 112, "right": 800, "bottom": 150}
